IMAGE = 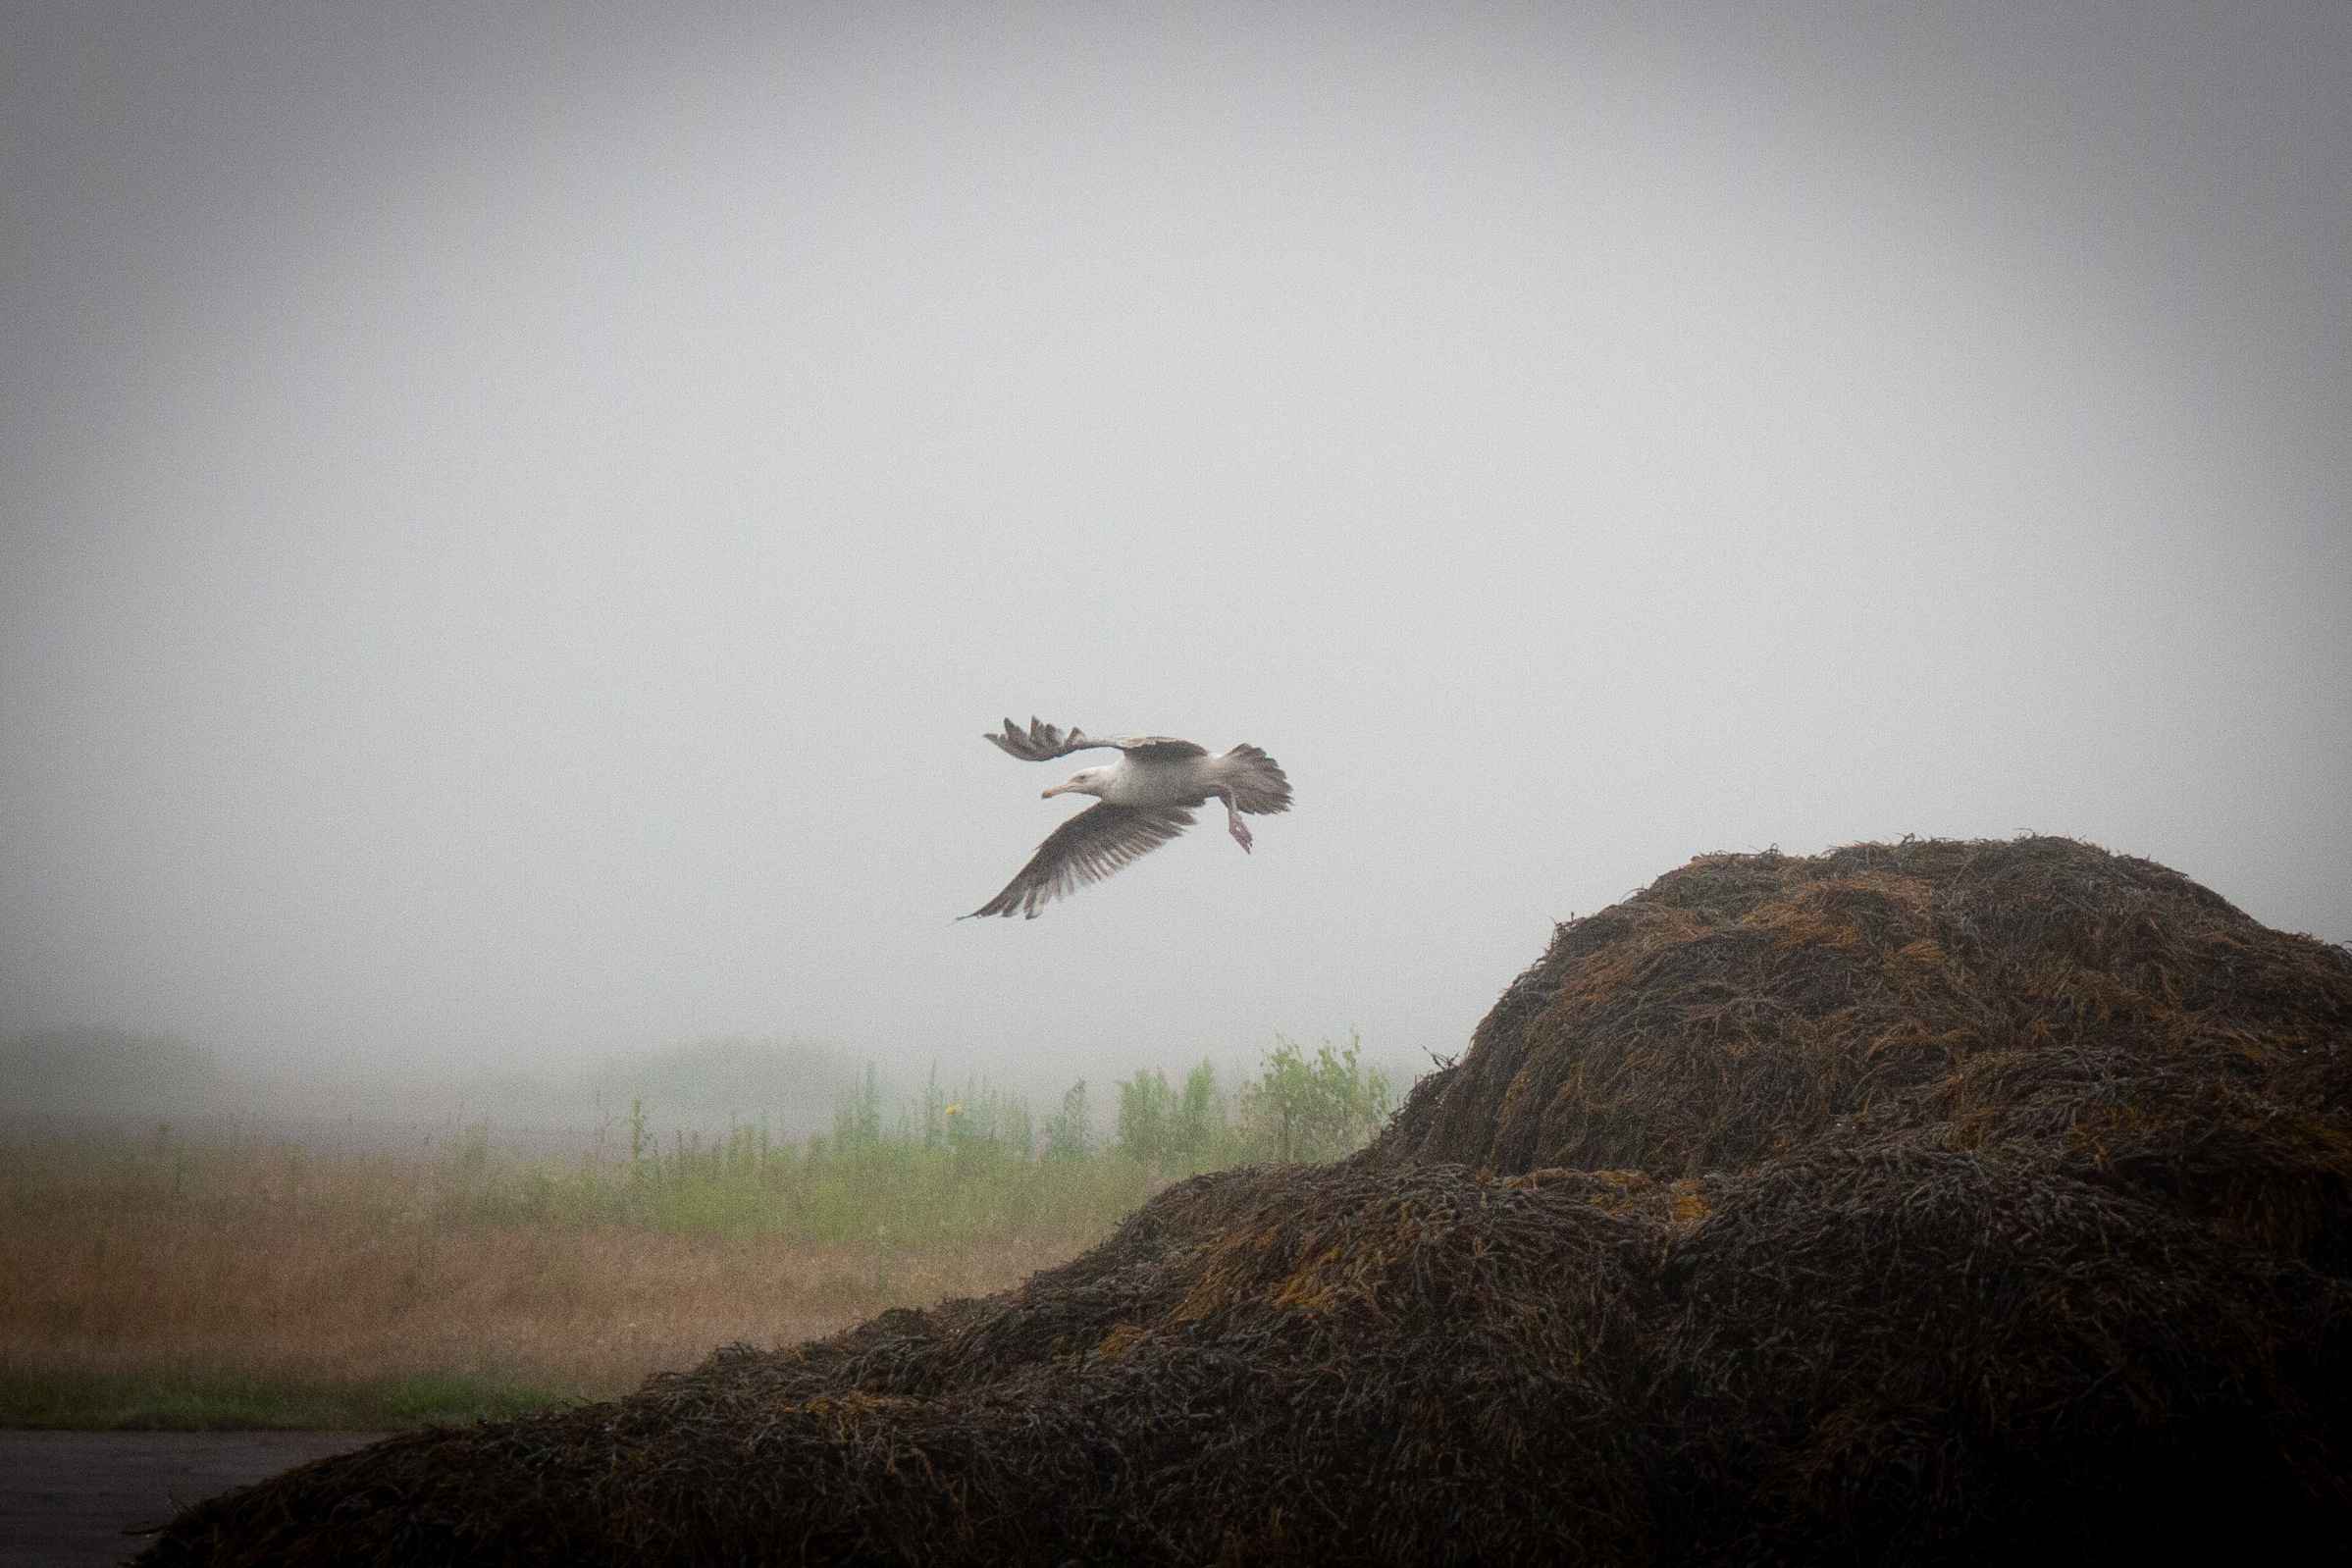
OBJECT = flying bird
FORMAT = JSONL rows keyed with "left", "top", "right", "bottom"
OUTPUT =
{"left": 965, "top": 717, "right": 1292, "bottom": 919}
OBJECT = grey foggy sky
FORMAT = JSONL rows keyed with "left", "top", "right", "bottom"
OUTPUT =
{"left": 3, "top": 2, "right": 2347, "bottom": 1094}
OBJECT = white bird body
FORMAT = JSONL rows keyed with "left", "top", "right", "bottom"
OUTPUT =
{"left": 1046, "top": 750, "right": 1251, "bottom": 810}
{"left": 967, "top": 717, "right": 1292, "bottom": 919}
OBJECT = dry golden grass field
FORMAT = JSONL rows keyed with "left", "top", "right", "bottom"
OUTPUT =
{"left": 0, "top": 1129, "right": 1130, "bottom": 1428}
{"left": 4, "top": 1043, "right": 1395, "bottom": 1428}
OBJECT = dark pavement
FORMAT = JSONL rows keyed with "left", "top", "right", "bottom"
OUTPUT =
{"left": 0, "top": 1431, "right": 388, "bottom": 1567}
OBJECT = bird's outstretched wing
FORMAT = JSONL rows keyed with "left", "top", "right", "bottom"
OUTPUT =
{"left": 984, "top": 716, "right": 1206, "bottom": 763}
{"left": 965, "top": 802, "right": 1197, "bottom": 918}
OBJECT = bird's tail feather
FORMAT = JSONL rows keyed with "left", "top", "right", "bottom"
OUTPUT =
{"left": 1219, "top": 744, "right": 1292, "bottom": 814}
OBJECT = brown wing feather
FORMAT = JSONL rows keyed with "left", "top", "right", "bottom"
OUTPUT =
{"left": 965, "top": 802, "right": 1197, "bottom": 918}
{"left": 1119, "top": 739, "right": 1211, "bottom": 763}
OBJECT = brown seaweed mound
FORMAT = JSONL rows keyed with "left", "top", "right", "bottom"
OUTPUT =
{"left": 141, "top": 837, "right": 2352, "bottom": 1565}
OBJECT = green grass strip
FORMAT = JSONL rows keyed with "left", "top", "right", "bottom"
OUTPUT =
{"left": 0, "top": 1365, "right": 577, "bottom": 1431}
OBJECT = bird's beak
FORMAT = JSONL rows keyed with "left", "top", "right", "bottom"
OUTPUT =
{"left": 1042, "top": 782, "right": 1070, "bottom": 798}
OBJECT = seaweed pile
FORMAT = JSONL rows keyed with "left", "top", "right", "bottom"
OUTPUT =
{"left": 142, "top": 838, "right": 2351, "bottom": 1565}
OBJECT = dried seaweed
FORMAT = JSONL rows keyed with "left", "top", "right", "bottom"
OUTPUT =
{"left": 141, "top": 837, "right": 2352, "bottom": 1565}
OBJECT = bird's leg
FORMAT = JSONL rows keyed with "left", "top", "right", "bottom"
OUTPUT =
{"left": 1218, "top": 789, "right": 1253, "bottom": 852}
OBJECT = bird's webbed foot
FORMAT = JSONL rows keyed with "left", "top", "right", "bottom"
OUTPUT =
{"left": 1211, "top": 787, "right": 1253, "bottom": 851}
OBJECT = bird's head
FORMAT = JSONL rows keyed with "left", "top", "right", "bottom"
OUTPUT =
{"left": 1044, "top": 768, "right": 1107, "bottom": 800}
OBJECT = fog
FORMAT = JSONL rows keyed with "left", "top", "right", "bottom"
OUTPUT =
{"left": 3, "top": 2, "right": 2346, "bottom": 1106}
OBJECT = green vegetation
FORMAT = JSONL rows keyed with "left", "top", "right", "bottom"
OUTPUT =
{"left": 0, "top": 1365, "right": 563, "bottom": 1432}
{"left": 438, "top": 1035, "right": 1393, "bottom": 1242}
{"left": 1116, "top": 1033, "right": 1392, "bottom": 1172}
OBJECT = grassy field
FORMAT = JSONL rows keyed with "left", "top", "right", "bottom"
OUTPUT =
{"left": 3, "top": 1041, "right": 1393, "bottom": 1429}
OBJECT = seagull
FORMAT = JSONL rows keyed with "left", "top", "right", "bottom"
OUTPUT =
{"left": 965, "top": 717, "right": 1292, "bottom": 919}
